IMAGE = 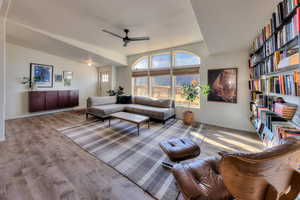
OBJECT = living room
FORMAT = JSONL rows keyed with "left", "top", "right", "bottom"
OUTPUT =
{"left": 0, "top": 0, "right": 299, "bottom": 200}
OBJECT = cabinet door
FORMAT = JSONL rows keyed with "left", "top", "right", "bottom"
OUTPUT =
{"left": 29, "top": 91, "right": 46, "bottom": 112}
{"left": 45, "top": 91, "right": 58, "bottom": 110}
{"left": 58, "top": 90, "right": 70, "bottom": 108}
{"left": 70, "top": 90, "right": 79, "bottom": 107}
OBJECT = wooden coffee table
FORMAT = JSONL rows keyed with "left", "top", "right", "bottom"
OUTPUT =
{"left": 108, "top": 112, "right": 150, "bottom": 135}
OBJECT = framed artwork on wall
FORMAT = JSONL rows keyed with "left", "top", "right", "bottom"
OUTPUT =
{"left": 55, "top": 74, "right": 63, "bottom": 82}
{"left": 207, "top": 68, "right": 238, "bottom": 103}
{"left": 63, "top": 71, "right": 73, "bottom": 86}
{"left": 30, "top": 63, "right": 54, "bottom": 88}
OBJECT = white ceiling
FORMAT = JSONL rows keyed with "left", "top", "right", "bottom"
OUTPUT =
{"left": 191, "top": 0, "right": 281, "bottom": 54}
{"left": 6, "top": 0, "right": 281, "bottom": 65}
{"left": 6, "top": 0, "right": 203, "bottom": 66}
{"left": 6, "top": 21, "right": 118, "bottom": 66}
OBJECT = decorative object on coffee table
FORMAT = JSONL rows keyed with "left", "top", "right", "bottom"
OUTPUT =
{"left": 30, "top": 63, "right": 54, "bottom": 88}
{"left": 109, "top": 112, "right": 149, "bottom": 135}
{"left": 182, "top": 80, "right": 210, "bottom": 125}
{"left": 208, "top": 68, "right": 238, "bottom": 103}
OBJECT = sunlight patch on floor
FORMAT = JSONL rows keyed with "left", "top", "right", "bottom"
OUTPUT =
{"left": 190, "top": 131, "right": 236, "bottom": 152}
{"left": 217, "top": 137, "right": 261, "bottom": 152}
{"left": 218, "top": 131, "right": 262, "bottom": 145}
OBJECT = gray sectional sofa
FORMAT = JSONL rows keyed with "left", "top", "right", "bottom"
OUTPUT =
{"left": 86, "top": 96, "right": 176, "bottom": 123}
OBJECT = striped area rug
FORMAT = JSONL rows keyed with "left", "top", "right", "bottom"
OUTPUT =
{"left": 57, "top": 119, "right": 203, "bottom": 200}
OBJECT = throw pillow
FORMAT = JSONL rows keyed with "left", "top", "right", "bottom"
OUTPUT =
{"left": 117, "top": 95, "right": 132, "bottom": 104}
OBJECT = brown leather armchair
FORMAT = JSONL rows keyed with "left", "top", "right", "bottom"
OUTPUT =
{"left": 172, "top": 138, "right": 300, "bottom": 200}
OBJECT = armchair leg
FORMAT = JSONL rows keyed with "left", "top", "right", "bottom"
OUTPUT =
{"left": 86, "top": 113, "right": 89, "bottom": 119}
{"left": 161, "top": 161, "right": 173, "bottom": 169}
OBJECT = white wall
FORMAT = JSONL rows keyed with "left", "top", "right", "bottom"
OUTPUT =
{"left": 117, "top": 42, "right": 253, "bottom": 131}
{"left": 6, "top": 43, "right": 98, "bottom": 119}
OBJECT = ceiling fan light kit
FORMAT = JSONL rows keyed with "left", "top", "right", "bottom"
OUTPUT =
{"left": 102, "top": 29, "right": 150, "bottom": 47}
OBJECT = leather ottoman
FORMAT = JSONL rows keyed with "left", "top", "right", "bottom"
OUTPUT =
{"left": 159, "top": 137, "right": 200, "bottom": 162}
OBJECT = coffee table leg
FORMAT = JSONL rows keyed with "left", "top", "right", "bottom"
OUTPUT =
{"left": 148, "top": 120, "right": 150, "bottom": 129}
{"left": 137, "top": 124, "right": 140, "bottom": 136}
{"left": 109, "top": 118, "right": 111, "bottom": 127}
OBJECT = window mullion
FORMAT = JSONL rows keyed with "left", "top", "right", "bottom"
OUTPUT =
{"left": 171, "top": 49, "right": 175, "bottom": 101}
{"left": 148, "top": 55, "right": 151, "bottom": 97}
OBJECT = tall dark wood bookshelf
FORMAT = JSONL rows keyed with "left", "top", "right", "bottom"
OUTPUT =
{"left": 248, "top": 0, "right": 300, "bottom": 150}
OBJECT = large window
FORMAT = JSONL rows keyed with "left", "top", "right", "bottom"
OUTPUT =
{"left": 152, "top": 53, "right": 171, "bottom": 69}
{"left": 133, "top": 57, "right": 148, "bottom": 70}
{"left": 133, "top": 77, "right": 148, "bottom": 96}
{"left": 151, "top": 75, "right": 171, "bottom": 98}
{"left": 175, "top": 52, "right": 200, "bottom": 67}
{"left": 175, "top": 74, "right": 200, "bottom": 107}
{"left": 132, "top": 51, "right": 201, "bottom": 107}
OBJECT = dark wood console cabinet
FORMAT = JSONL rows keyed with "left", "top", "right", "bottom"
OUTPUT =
{"left": 29, "top": 90, "right": 79, "bottom": 112}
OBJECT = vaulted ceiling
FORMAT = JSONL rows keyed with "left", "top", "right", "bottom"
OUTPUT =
{"left": 7, "top": 0, "right": 202, "bottom": 66}
{"left": 6, "top": 0, "right": 279, "bottom": 66}
{"left": 190, "top": 0, "right": 281, "bottom": 54}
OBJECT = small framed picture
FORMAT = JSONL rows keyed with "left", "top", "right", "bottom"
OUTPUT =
{"left": 30, "top": 63, "right": 54, "bottom": 88}
{"left": 55, "top": 74, "right": 63, "bottom": 82}
{"left": 63, "top": 71, "right": 73, "bottom": 86}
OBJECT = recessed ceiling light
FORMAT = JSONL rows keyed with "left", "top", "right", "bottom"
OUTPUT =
{"left": 88, "top": 62, "right": 92, "bottom": 67}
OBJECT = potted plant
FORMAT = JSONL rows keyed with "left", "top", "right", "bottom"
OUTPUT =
{"left": 107, "top": 86, "right": 125, "bottom": 96}
{"left": 182, "top": 80, "right": 210, "bottom": 125}
{"left": 21, "top": 77, "right": 37, "bottom": 90}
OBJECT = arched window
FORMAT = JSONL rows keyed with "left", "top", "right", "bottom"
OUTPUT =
{"left": 131, "top": 51, "right": 201, "bottom": 107}
{"left": 151, "top": 53, "right": 171, "bottom": 69}
{"left": 132, "top": 56, "right": 148, "bottom": 70}
{"left": 174, "top": 51, "right": 200, "bottom": 67}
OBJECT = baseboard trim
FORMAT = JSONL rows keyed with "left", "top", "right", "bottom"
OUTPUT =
{"left": 6, "top": 106, "right": 85, "bottom": 120}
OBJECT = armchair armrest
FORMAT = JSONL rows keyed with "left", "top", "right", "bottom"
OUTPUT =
{"left": 172, "top": 164, "right": 205, "bottom": 199}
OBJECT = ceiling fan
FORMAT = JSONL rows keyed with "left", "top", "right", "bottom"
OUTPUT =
{"left": 102, "top": 29, "right": 150, "bottom": 47}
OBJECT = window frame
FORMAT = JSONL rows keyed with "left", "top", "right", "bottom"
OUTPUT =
{"left": 132, "top": 51, "right": 201, "bottom": 108}
{"left": 132, "top": 56, "right": 149, "bottom": 71}
{"left": 150, "top": 52, "right": 172, "bottom": 70}
{"left": 173, "top": 50, "right": 201, "bottom": 68}
{"left": 150, "top": 74, "right": 172, "bottom": 99}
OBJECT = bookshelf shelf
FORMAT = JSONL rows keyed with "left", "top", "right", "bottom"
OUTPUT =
{"left": 248, "top": 0, "right": 300, "bottom": 150}
{"left": 250, "top": 64, "right": 300, "bottom": 80}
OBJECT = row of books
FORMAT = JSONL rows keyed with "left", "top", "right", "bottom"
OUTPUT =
{"left": 251, "top": 94, "right": 297, "bottom": 120}
{"left": 257, "top": 108, "right": 300, "bottom": 146}
{"left": 274, "top": 102, "right": 298, "bottom": 119}
{"left": 268, "top": 71, "right": 300, "bottom": 95}
{"left": 249, "top": 51, "right": 299, "bottom": 79}
{"left": 249, "top": 70, "right": 300, "bottom": 96}
{"left": 277, "top": 0, "right": 299, "bottom": 25}
{"left": 277, "top": 13, "right": 299, "bottom": 49}
{"left": 250, "top": 2, "right": 300, "bottom": 54}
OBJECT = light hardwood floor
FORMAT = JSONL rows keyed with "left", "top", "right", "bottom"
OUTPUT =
{"left": 0, "top": 111, "right": 263, "bottom": 200}
{"left": 1, "top": 111, "right": 154, "bottom": 200}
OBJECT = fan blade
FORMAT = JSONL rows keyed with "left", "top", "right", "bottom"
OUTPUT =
{"left": 102, "top": 29, "right": 123, "bottom": 39}
{"left": 129, "top": 36, "right": 150, "bottom": 41}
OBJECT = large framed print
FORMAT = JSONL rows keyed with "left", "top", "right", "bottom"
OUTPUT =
{"left": 207, "top": 68, "right": 238, "bottom": 103}
{"left": 30, "top": 63, "right": 54, "bottom": 88}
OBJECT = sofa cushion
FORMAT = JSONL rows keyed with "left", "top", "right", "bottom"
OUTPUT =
{"left": 87, "top": 96, "right": 117, "bottom": 107}
{"left": 88, "top": 104, "right": 126, "bottom": 116}
{"left": 124, "top": 104, "right": 175, "bottom": 120}
{"left": 133, "top": 96, "right": 172, "bottom": 108}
